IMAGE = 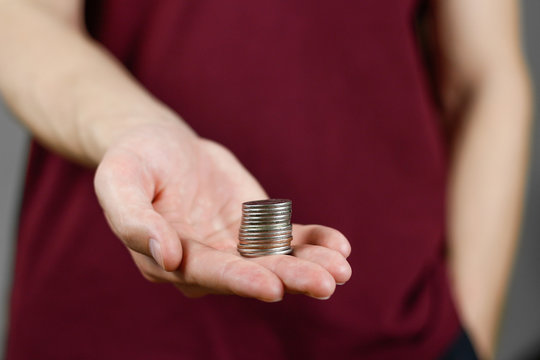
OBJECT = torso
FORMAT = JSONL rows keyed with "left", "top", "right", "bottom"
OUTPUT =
{"left": 8, "top": 1, "right": 459, "bottom": 358}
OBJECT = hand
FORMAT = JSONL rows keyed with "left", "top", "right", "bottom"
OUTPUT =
{"left": 94, "top": 121, "right": 352, "bottom": 302}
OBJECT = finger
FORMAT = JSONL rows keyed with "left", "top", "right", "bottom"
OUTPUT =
{"left": 129, "top": 250, "right": 179, "bottom": 283}
{"left": 131, "top": 250, "right": 229, "bottom": 298}
{"left": 95, "top": 150, "right": 182, "bottom": 271}
{"left": 175, "top": 240, "right": 284, "bottom": 302}
{"left": 253, "top": 255, "right": 336, "bottom": 300}
{"left": 292, "top": 245, "right": 352, "bottom": 285}
{"left": 292, "top": 225, "right": 351, "bottom": 258}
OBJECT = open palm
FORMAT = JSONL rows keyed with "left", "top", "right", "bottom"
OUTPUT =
{"left": 95, "top": 122, "right": 351, "bottom": 301}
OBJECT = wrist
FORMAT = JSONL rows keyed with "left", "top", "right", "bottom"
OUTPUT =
{"left": 86, "top": 109, "right": 196, "bottom": 165}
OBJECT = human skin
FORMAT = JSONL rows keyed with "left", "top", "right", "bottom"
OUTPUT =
{"left": 0, "top": 0, "right": 352, "bottom": 302}
{"left": 0, "top": 0, "right": 532, "bottom": 358}
{"left": 430, "top": 1, "right": 532, "bottom": 358}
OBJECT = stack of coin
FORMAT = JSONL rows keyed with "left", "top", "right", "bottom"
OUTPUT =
{"left": 237, "top": 199, "right": 293, "bottom": 257}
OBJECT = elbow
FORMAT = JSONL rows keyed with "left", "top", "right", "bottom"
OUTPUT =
{"left": 441, "top": 59, "right": 533, "bottom": 127}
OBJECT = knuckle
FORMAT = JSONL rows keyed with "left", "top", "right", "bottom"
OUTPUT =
{"left": 103, "top": 209, "right": 129, "bottom": 240}
{"left": 175, "top": 266, "right": 195, "bottom": 286}
{"left": 112, "top": 211, "right": 146, "bottom": 250}
{"left": 179, "top": 272, "right": 196, "bottom": 287}
{"left": 326, "top": 228, "right": 351, "bottom": 255}
{"left": 331, "top": 248, "right": 345, "bottom": 261}
{"left": 325, "top": 227, "right": 346, "bottom": 241}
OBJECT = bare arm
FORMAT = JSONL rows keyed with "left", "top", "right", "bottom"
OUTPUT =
{"left": 0, "top": 0, "right": 351, "bottom": 301}
{"left": 432, "top": 1, "right": 532, "bottom": 358}
{"left": 0, "top": 0, "right": 190, "bottom": 165}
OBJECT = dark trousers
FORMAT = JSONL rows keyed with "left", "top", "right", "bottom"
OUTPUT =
{"left": 440, "top": 330, "right": 479, "bottom": 360}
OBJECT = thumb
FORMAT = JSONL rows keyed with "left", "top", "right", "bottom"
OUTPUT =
{"left": 94, "top": 152, "right": 182, "bottom": 271}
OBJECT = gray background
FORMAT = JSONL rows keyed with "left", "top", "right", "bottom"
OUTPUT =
{"left": 0, "top": 2, "right": 539, "bottom": 359}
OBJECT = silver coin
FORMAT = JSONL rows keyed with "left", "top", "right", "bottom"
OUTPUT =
{"left": 239, "top": 231, "right": 292, "bottom": 237}
{"left": 243, "top": 198, "right": 291, "bottom": 204}
{"left": 243, "top": 199, "right": 291, "bottom": 207}
{"left": 242, "top": 203, "right": 291, "bottom": 210}
{"left": 241, "top": 218, "right": 291, "bottom": 223}
{"left": 242, "top": 202, "right": 292, "bottom": 209}
{"left": 241, "top": 221, "right": 290, "bottom": 226}
{"left": 239, "top": 228, "right": 292, "bottom": 234}
{"left": 239, "top": 229, "right": 291, "bottom": 233}
{"left": 238, "top": 240, "right": 292, "bottom": 246}
{"left": 240, "top": 222, "right": 292, "bottom": 228}
{"left": 244, "top": 202, "right": 290, "bottom": 206}
{"left": 242, "top": 220, "right": 290, "bottom": 225}
{"left": 238, "top": 247, "right": 293, "bottom": 257}
{"left": 239, "top": 238, "right": 292, "bottom": 246}
{"left": 241, "top": 217, "right": 291, "bottom": 222}
{"left": 243, "top": 203, "right": 290, "bottom": 208}
{"left": 239, "top": 232, "right": 292, "bottom": 239}
{"left": 239, "top": 232, "right": 292, "bottom": 237}
{"left": 241, "top": 213, "right": 291, "bottom": 220}
{"left": 241, "top": 219, "right": 290, "bottom": 224}
{"left": 239, "top": 235, "right": 293, "bottom": 242}
{"left": 238, "top": 245, "right": 292, "bottom": 253}
{"left": 240, "top": 224, "right": 292, "bottom": 230}
{"left": 238, "top": 242, "right": 292, "bottom": 250}
{"left": 239, "top": 228, "right": 291, "bottom": 233}
{"left": 242, "top": 211, "right": 291, "bottom": 217}
{"left": 238, "top": 199, "right": 294, "bottom": 258}
{"left": 242, "top": 213, "right": 291, "bottom": 218}
{"left": 238, "top": 237, "right": 292, "bottom": 243}
{"left": 238, "top": 243, "right": 292, "bottom": 249}
{"left": 239, "top": 227, "right": 292, "bottom": 235}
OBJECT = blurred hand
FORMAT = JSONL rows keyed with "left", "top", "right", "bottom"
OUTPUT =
{"left": 94, "top": 121, "right": 351, "bottom": 301}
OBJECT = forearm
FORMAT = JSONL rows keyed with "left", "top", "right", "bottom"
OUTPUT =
{"left": 447, "top": 66, "right": 532, "bottom": 357}
{"left": 0, "top": 0, "right": 193, "bottom": 166}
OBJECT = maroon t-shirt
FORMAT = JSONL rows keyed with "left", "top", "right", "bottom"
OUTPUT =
{"left": 7, "top": 0, "right": 460, "bottom": 359}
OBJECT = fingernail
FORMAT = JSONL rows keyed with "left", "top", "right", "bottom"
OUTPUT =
{"left": 149, "top": 238, "right": 164, "bottom": 268}
{"left": 336, "top": 282, "right": 345, "bottom": 286}
{"left": 314, "top": 295, "right": 331, "bottom": 300}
